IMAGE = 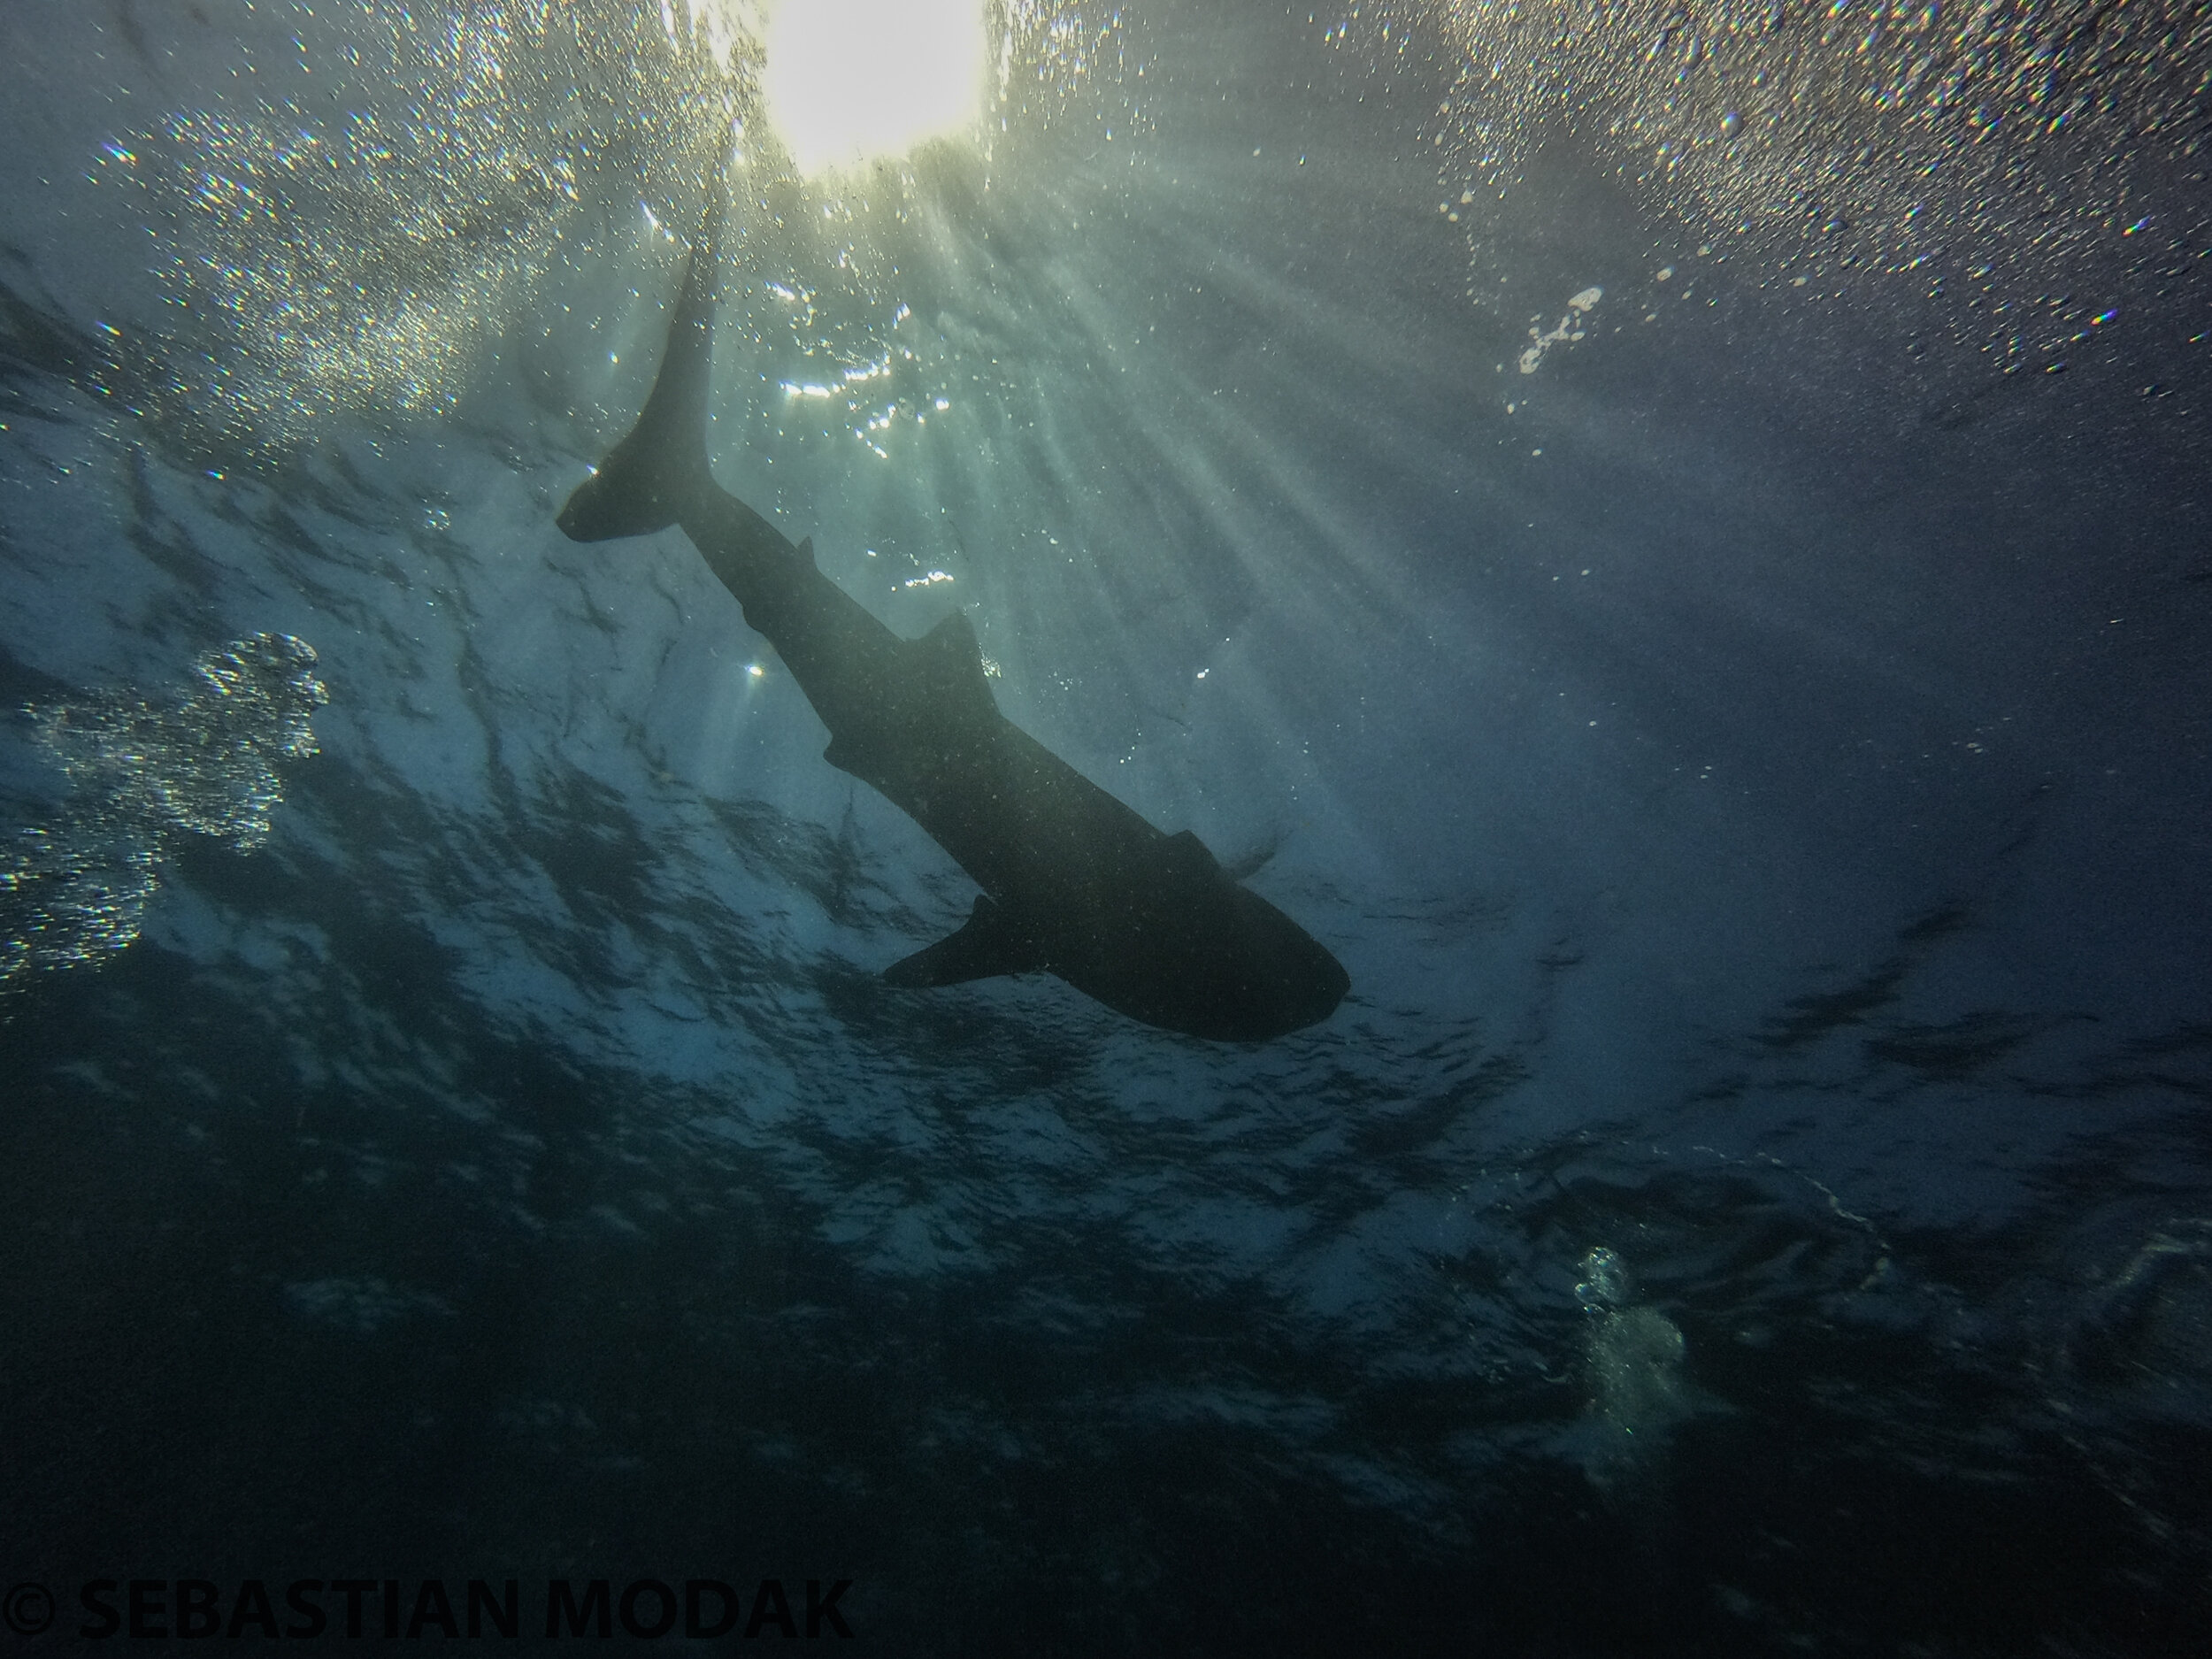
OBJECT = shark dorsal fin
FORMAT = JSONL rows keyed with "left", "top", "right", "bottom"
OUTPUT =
{"left": 798, "top": 536, "right": 818, "bottom": 566}
{"left": 1162, "top": 828, "right": 1222, "bottom": 879}
{"left": 911, "top": 610, "right": 996, "bottom": 718}
{"left": 826, "top": 610, "right": 993, "bottom": 787}
{"left": 882, "top": 894, "right": 1046, "bottom": 987}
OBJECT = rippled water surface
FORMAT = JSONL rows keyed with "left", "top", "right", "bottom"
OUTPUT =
{"left": 3, "top": 1, "right": 2208, "bottom": 1652}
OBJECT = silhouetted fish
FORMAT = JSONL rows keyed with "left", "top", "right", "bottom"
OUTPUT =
{"left": 557, "top": 192, "right": 1348, "bottom": 1042}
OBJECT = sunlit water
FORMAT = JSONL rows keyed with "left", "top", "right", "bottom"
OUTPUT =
{"left": 2, "top": 0, "right": 2208, "bottom": 1652}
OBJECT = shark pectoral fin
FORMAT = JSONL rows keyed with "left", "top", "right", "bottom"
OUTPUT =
{"left": 882, "top": 894, "right": 1046, "bottom": 988}
{"left": 823, "top": 728, "right": 895, "bottom": 789}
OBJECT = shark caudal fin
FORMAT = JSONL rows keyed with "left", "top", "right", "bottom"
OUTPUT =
{"left": 556, "top": 184, "right": 726, "bottom": 543}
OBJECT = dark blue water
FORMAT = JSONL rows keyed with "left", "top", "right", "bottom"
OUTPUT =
{"left": 3, "top": 1, "right": 2208, "bottom": 1652}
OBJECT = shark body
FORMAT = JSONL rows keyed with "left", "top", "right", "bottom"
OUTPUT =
{"left": 557, "top": 206, "right": 1348, "bottom": 1041}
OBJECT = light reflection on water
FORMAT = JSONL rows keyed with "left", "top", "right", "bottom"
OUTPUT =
{"left": 1417, "top": 0, "right": 2208, "bottom": 373}
{"left": 86, "top": 0, "right": 1133, "bottom": 458}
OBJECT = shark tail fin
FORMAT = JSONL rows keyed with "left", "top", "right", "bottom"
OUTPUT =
{"left": 556, "top": 182, "right": 726, "bottom": 543}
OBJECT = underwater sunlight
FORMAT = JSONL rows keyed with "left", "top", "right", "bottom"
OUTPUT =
{"left": 761, "top": 0, "right": 993, "bottom": 177}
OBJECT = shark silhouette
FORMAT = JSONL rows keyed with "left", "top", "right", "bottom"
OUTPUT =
{"left": 557, "top": 198, "right": 1348, "bottom": 1041}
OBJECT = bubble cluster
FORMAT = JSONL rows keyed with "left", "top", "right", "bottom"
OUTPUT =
{"left": 1575, "top": 1246, "right": 1692, "bottom": 1497}
{"left": 95, "top": 1, "right": 740, "bottom": 451}
{"left": 3, "top": 634, "right": 326, "bottom": 998}
{"left": 83, "top": 0, "right": 1131, "bottom": 457}
{"left": 0, "top": 826, "right": 159, "bottom": 995}
{"left": 1575, "top": 1243, "right": 1631, "bottom": 1309}
{"left": 1424, "top": 0, "right": 2210, "bottom": 369}
{"left": 1520, "top": 285, "right": 1603, "bottom": 373}
{"left": 1000, "top": 0, "right": 1141, "bottom": 125}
